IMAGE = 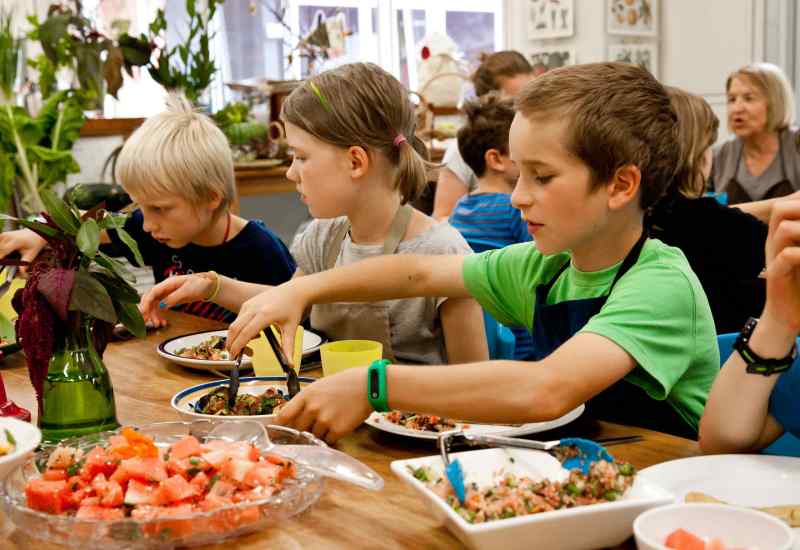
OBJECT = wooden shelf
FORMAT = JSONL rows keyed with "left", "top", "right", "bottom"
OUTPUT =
{"left": 79, "top": 118, "right": 145, "bottom": 138}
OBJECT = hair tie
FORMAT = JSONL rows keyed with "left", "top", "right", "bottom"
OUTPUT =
{"left": 393, "top": 133, "right": 407, "bottom": 147}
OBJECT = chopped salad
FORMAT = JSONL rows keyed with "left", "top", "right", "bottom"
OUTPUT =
{"left": 198, "top": 387, "right": 288, "bottom": 416}
{"left": 25, "top": 426, "right": 296, "bottom": 533}
{"left": 175, "top": 335, "right": 230, "bottom": 361}
{"left": 384, "top": 411, "right": 463, "bottom": 432}
{"left": 410, "top": 458, "right": 635, "bottom": 524}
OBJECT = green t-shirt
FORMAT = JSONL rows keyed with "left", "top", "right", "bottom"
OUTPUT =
{"left": 463, "top": 239, "right": 719, "bottom": 432}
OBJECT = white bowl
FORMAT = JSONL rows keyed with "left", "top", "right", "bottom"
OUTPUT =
{"left": 171, "top": 376, "right": 316, "bottom": 426}
{"left": 0, "top": 418, "right": 41, "bottom": 480}
{"left": 391, "top": 448, "right": 673, "bottom": 550}
{"left": 633, "top": 503, "right": 794, "bottom": 550}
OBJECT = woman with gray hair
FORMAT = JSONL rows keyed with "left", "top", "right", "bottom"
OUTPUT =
{"left": 712, "top": 62, "right": 800, "bottom": 204}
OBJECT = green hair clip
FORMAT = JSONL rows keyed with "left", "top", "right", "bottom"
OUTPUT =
{"left": 308, "top": 81, "right": 333, "bottom": 114}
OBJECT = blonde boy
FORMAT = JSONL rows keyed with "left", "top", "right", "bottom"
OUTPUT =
{"left": 225, "top": 63, "right": 720, "bottom": 443}
{"left": 0, "top": 95, "right": 295, "bottom": 322}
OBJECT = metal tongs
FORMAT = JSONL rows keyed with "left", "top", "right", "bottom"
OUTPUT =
{"left": 264, "top": 326, "right": 300, "bottom": 398}
{"left": 0, "top": 265, "right": 18, "bottom": 297}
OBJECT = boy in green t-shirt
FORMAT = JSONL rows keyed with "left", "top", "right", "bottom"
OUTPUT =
{"left": 180, "top": 63, "right": 720, "bottom": 443}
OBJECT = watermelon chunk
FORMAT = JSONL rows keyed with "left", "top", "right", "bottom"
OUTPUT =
{"left": 665, "top": 528, "right": 706, "bottom": 550}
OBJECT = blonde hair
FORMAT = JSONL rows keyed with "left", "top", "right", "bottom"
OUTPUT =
{"left": 116, "top": 94, "right": 235, "bottom": 212}
{"left": 665, "top": 86, "right": 719, "bottom": 198}
{"left": 726, "top": 62, "right": 796, "bottom": 132}
{"left": 281, "top": 62, "right": 430, "bottom": 204}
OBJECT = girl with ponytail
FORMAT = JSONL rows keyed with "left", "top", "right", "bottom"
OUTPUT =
{"left": 141, "top": 62, "right": 487, "bottom": 366}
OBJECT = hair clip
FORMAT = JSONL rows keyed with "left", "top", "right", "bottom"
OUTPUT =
{"left": 308, "top": 81, "right": 333, "bottom": 114}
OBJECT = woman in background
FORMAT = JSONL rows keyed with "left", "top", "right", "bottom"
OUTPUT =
{"left": 711, "top": 62, "right": 800, "bottom": 205}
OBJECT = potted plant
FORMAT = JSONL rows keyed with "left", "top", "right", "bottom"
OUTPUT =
{"left": 0, "top": 8, "right": 23, "bottom": 105}
{"left": 212, "top": 101, "right": 267, "bottom": 161}
{"left": 0, "top": 90, "right": 86, "bottom": 217}
{"left": 127, "top": 0, "right": 223, "bottom": 105}
{"left": 0, "top": 190, "right": 145, "bottom": 442}
{"left": 26, "top": 0, "right": 154, "bottom": 111}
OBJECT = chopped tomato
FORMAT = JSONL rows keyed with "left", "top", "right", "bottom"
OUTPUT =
{"left": 76, "top": 505, "right": 125, "bottom": 521}
{"left": 665, "top": 529, "right": 707, "bottom": 550}
{"left": 25, "top": 479, "right": 71, "bottom": 514}
{"left": 169, "top": 436, "right": 204, "bottom": 460}
{"left": 43, "top": 469, "right": 68, "bottom": 481}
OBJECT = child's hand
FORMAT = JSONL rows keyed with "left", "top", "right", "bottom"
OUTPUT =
{"left": 763, "top": 196, "right": 800, "bottom": 336}
{"left": 275, "top": 366, "right": 372, "bottom": 444}
{"left": 226, "top": 283, "right": 305, "bottom": 361}
{"left": 0, "top": 229, "right": 47, "bottom": 272}
{"left": 139, "top": 274, "right": 213, "bottom": 327}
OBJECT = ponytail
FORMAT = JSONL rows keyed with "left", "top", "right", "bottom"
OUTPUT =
{"left": 396, "top": 134, "right": 430, "bottom": 204}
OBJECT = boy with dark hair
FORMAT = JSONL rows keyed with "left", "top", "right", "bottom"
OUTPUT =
{"left": 194, "top": 63, "right": 720, "bottom": 443}
{"left": 449, "top": 93, "right": 533, "bottom": 358}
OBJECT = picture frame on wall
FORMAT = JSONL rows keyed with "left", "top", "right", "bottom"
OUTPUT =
{"left": 608, "top": 43, "right": 659, "bottom": 78}
{"left": 529, "top": 49, "right": 576, "bottom": 76}
{"left": 607, "top": 0, "right": 658, "bottom": 37}
{"left": 527, "top": 0, "right": 574, "bottom": 40}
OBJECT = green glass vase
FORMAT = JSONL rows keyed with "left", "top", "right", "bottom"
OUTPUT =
{"left": 39, "top": 317, "right": 119, "bottom": 443}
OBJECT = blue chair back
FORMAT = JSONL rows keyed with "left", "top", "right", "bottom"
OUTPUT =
{"left": 483, "top": 310, "right": 516, "bottom": 360}
{"left": 717, "top": 332, "right": 800, "bottom": 456}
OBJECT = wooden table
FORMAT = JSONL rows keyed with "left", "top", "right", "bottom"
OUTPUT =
{"left": 0, "top": 311, "right": 700, "bottom": 549}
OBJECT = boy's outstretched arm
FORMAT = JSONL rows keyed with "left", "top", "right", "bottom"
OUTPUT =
{"left": 699, "top": 196, "right": 800, "bottom": 454}
{"left": 227, "top": 254, "right": 470, "bottom": 357}
{"left": 275, "top": 331, "right": 636, "bottom": 444}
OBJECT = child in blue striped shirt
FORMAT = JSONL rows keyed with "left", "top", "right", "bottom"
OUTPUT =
{"left": 448, "top": 94, "right": 534, "bottom": 359}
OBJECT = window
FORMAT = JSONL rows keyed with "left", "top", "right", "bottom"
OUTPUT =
{"left": 89, "top": 0, "right": 504, "bottom": 115}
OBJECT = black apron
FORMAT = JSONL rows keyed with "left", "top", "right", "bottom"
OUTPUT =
{"left": 726, "top": 133, "right": 793, "bottom": 204}
{"left": 530, "top": 232, "right": 695, "bottom": 438}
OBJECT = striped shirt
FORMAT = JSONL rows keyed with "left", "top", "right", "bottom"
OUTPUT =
{"left": 449, "top": 193, "right": 535, "bottom": 360}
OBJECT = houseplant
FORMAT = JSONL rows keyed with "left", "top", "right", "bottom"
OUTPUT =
{"left": 0, "top": 190, "right": 145, "bottom": 441}
{"left": 0, "top": 8, "right": 23, "bottom": 105}
{"left": 212, "top": 101, "right": 267, "bottom": 161}
{"left": 0, "top": 89, "right": 86, "bottom": 217}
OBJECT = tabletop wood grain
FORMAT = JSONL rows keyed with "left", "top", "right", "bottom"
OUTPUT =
{"left": 0, "top": 311, "right": 700, "bottom": 549}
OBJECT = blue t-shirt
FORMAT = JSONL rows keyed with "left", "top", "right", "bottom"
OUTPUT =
{"left": 103, "top": 210, "right": 296, "bottom": 322}
{"left": 770, "top": 363, "right": 800, "bottom": 439}
{"left": 449, "top": 192, "right": 534, "bottom": 360}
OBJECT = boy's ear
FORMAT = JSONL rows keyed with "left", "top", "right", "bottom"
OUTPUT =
{"left": 206, "top": 190, "right": 223, "bottom": 211}
{"left": 607, "top": 164, "right": 641, "bottom": 210}
{"left": 346, "top": 145, "right": 370, "bottom": 179}
{"left": 484, "top": 149, "right": 505, "bottom": 172}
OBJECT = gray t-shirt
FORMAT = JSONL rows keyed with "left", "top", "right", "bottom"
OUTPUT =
{"left": 711, "top": 127, "right": 800, "bottom": 201}
{"left": 444, "top": 139, "right": 478, "bottom": 192}
{"left": 291, "top": 217, "right": 473, "bottom": 364}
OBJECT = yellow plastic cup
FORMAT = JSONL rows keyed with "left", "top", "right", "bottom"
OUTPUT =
{"left": 0, "top": 273, "right": 25, "bottom": 321}
{"left": 320, "top": 340, "right": 383, "bottom": 377}
{"left": 251, "top": 325, "right": 305, "bottom": 377}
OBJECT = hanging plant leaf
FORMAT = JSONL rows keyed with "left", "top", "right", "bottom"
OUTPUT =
{"left": 95, "top": 251, "right": 136, "bottom": 284}
{"left": 0, "top": 214, "right": 61, "bottom": 240}
{"left": 37, "top": 267, "right": 75, "bottom": 322}
{"left": 91, "top": 269, "right": 140, "bottom": 304}
{"left": 68, "top": 270, "right": 117, "bottom": 324}
{"left": 115, "top": 226, "right": 145, "bottom": 268}
{"left": 40, "top": 188, "right": 80, "bottom": 235}
{"left": 114, "top": 301, "right": 145, "bottom": 339}
{"left": 103, "top": 45, "right": 125, "bottom": 98}
{"left": 76, "top": 218, "right": 100, "bottom": 259}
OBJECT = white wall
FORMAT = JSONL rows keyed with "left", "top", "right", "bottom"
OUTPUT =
{"left": 506, "top": 0, "right": 766, "bottom": 143}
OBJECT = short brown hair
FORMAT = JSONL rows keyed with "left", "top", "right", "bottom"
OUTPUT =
{"left": 515, "top": 62, "right": 680, "bottom": 209}
{"left": 281, "top": 62, "right": 430, "bottom": 204}
{"left": 726, "top": 63, "right": 795, "bottom": 132}
{"left": 457, "top": 93, "right": 515, "bottom": 177}
{"left": 665, "top": 86, "right": 719, "bottom": 198}
{"left": 472, "top": 51, "right": 533, "bottom": 97}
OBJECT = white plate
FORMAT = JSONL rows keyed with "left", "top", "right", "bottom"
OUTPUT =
{"left": 365, "top": 404, "right": 584, "bottom": 440}
{"left": 157, "top": 329, "right": 324, "bottom": 371}
{"left": 639, "top": 454, "right": 800, "bottom": 544}
{"left": 392, "top": 447, "right": 673, "bottom": 550}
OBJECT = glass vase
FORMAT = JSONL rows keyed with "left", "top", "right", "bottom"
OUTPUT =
{"left": 39, "top": 317, "right": 119, "bottom": 443}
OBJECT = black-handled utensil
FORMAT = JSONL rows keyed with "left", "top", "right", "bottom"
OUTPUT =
{"left": 265, "top": 326, "right": 300, "bottom": 398}
{"left": 227, "top": 352, "right": 244, "bottom": 411}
